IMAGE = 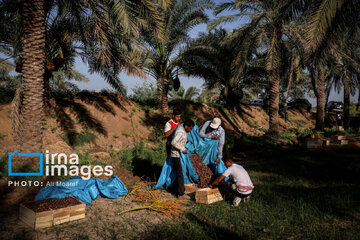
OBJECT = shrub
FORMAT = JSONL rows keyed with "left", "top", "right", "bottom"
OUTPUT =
{"left": 62, "top": 130, "right": 96, "bottom": 147}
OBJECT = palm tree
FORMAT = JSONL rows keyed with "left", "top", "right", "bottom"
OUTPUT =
{"left": 322, "top": 33, "right": 360, "bottom": 130}
{"left": 141, "top": 0, "right": 211, "bottom": 113}
{"left": 305, "top": 0, "right": 360, "bottom": 130}
{"left": 18, "top": 0, "right": 46, "bottom": 153}
{"left": 178, "top": 29, "right": 243, "bottom": 110}
{"left": 210, "top": 0, "right": 307, "bottom": 135}
{"left": 169, "top": 86, "right": 200, "bottom": 101}
{"left": 1, "top": 0, "right": 170, "bottom": 153}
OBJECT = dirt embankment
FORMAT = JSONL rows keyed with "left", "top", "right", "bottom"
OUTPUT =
{"left": 0, "top": 95, "right": 151, "bottom": 155}
{"left": 0, "top": 96, "right": 314, "bottom": 155}
{"left": 171, "top": 100, "right": 314, "bottom": 136}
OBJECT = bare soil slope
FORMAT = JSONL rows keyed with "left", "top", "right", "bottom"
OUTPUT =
{"left": 0, "top": 96, "right": 314, "bottom": 155}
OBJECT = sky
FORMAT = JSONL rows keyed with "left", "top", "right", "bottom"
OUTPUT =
{"left": 61, "top": 2, "right": 359, "bottom": 106}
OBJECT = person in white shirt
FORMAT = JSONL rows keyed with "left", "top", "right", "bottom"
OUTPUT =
{"left": 209, "top": 154, "right": 254, "bottom": 206}
{"left": 199, "top": 117, "right": 225, "bottom": 164}
{"left": 171, "top": 119, "right": 194, "bottom": 199}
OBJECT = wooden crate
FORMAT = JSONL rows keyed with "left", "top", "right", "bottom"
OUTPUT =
{"left": 19, "top": 200, "right": 86, "bottom": 229}
{"left": 184, "top": 183, "right": 199, "bottom": 194}
{"left": 332, "top": 139, "right": 349, "bottom": 145}
{"left": 331, "top": 135, "right": 346, "bottom": 141}
{"left": 305, "top": 138, "right": 323, "bottom": 148}
{"left": 195, "top": 188, "right": 223, "bottom": 204}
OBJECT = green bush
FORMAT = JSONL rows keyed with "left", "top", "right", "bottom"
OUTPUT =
{"left": 129, "top": 82, "right": 157, "bottom": 107}
{"left": 122, "top": 131, "right": 130, "bottom": 138}
{"left": 115, "top": 142, "right": 166, "bottom": 171}
{"left": 62, "top": 130, "right": 96, "bottom": 147}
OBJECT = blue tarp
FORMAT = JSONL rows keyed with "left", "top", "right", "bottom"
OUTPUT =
{"left": 35, "top": 176, "right": 128, "bottom": 205}
{"left": 155, "top": 124, "right": 227, "bottom": 189}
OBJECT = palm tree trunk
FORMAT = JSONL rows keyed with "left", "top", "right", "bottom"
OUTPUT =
{"left": 157, "top": 77, "right": 169, "bottom": 113}
{"left": 343, "top": 74, "right": 350, "bottom": 130}
{"left": 11, "top": 82, "right": 23, "bottom": 145}
{"left": 285, "top": 55, "right": 294, "bottom": 101}
{"left": 357, "top": 89, "right": 360, "bottom": 111}
{"left": 315, "top": 70, "right": 325, "bottom": 130}
{"left": 161, "top": 81, "right": 169, "bottom": 113}
{"left": 20, "top": 0, "right": 45, "bottom": 153}
{"left": 43, "top": 70, "right": 51, "bottom": 113}
{"left": 269, "top": 72, "right": 280, "bottom": 136}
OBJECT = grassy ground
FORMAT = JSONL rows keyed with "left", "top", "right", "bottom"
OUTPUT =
{"left": 2, "top": 128, "right": 359, "bottom": 239}
{"left": 137, "top": 143, "right": 360, "bottom": 240}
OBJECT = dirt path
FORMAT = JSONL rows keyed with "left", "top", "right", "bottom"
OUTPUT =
{"left": 2, "top": 189, "right": 176, "bottom": 240}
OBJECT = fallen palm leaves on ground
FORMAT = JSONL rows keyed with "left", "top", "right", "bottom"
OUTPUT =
{"left": 119, "top": 181, "right": 186, "bottom": 217}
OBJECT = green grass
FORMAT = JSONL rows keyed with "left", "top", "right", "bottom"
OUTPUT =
{"left": 294, "top": 119, "right": 307, "bottom": 128}
{"left": 138, "top": 145, "right": 360, "bottom": 240}
{"left": 111, "top": 142, "right": 166, "bottom": 175}
{"left": 62, "top": 130, "right": 96, "bottom": 147}
{"left": 0, "top": 132, "right": 4, "bottom": 138}
{"left": 350, "top": 103, "right": 360, "bottom": 116}
{"left": 122, "top": 131, "right": 130, "bottom": 138}
{"left": 113, "top": 134, "right": 119, "bottom": 139}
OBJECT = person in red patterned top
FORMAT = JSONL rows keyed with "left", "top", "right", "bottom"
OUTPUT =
{"left": 164, "top": 109, "right": 182, "bottom": 157}
{"left": 209, "top": 153, "right": 254, "bottom": 206}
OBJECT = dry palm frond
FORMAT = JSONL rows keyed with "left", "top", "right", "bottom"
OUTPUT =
{"left": 119, "top": 197, "right": 185, "bottom": 217}
{"left": 126, "top": 181, "right": 160, "bottom": 203}
{"left": 120, "top": 181, "right": 186, "bottom": 216}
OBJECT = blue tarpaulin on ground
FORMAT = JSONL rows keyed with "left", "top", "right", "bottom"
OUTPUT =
{"left": 155, "top": 124, "right": 227, "bottom": 189}
{"left": 35, "top": 176, "right": 128, "bottom": 205}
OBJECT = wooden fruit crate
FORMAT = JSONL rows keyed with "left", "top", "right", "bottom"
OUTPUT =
{"left": 331, "top": 135, "right": 346, "bottom": 141}
{"left": 331, "top": 139, "right": 349, "bottom": 145}
{"left": 19, "top": 198, "right": 86, "bottom": 229}
{"left": 184, "top": 183, "right": 199, "bottom": 194}
{"left": 195, "top": 188, "right": 223, "bottom": 204}
{"left": 305, "top": 138, "right": 323, "bottom": 148}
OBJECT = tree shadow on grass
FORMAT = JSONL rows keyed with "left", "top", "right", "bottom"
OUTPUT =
{"left": 256, "top": 183, "right": 360, "bottom": 224}
{"left": 243, "top": 146, "right": 360, "bottom": 184}
{"left": 141, "top": 211, "right": 250, "bottom": 240}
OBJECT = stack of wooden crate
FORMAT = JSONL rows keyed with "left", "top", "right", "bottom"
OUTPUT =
{"left": 305, "top": 138, "right": 323, "bottom": 148}
{"left": 184, "top": 183, "right": 223, "bottom": 204}
{"left": 331, "top": 135, "right": 348, "bottom": 145}
{"left": 19, "top": 198, "right": 86, "bottom": 230}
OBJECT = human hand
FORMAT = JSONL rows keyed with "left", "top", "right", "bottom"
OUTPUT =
{"left": 215, "top": 157, "right": 220, "bottom": 165}
{"left": 211, "top": 135, "right": 219, "bottom": 140}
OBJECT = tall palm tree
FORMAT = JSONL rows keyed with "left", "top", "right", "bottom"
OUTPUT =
{"left": 19, "top": 0, "right": 46, "bottom": 153}
{"left": 323, "top": 34, "right": 360, "bottom": 130}
{"left": 141, "top": 0, "right": 211, "bottom": 113}
{"left": 1, "top": 0, "right": 170, "bottom": 152}
{"left": 210, "top": 0, "right": 307, "bottom": 135}
{"left": 305, "top": 0, "right": 360, "bottom": 130}
{"left": 178, "top": 29, "right": 243, "bottom": 110}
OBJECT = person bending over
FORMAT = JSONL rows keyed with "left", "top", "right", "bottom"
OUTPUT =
{"left": 209, "top": 154, "right": 254, "bottom": 206}
{"left": 199, "top": 117, "right": 225, "bottom": 165}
